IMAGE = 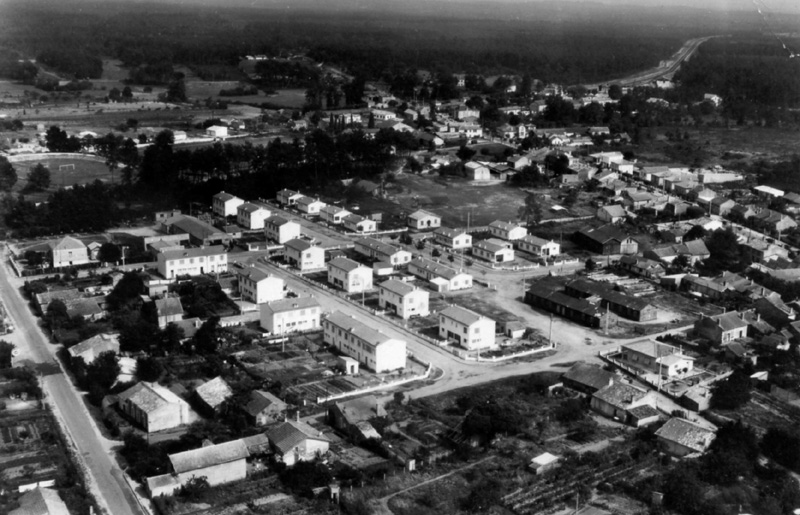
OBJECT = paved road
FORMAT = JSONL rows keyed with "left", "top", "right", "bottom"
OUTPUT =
{"left": 0, "top": 255, "right": 144, "bottom": 515}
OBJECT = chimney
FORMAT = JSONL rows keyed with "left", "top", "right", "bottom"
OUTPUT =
{"left": 739, "top": 312, "right": 744, "bottom": 320}
{"left": 296, "top": 411, "right": 300, "bottom": 422}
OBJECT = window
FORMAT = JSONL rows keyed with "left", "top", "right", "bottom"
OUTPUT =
{"left": 474, "top": 327, "right": 480, "bottom": 334}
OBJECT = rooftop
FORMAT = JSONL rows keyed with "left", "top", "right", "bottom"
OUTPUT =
{"left": 68, "top": 333, "right": 119, "bottom": 359}
{"left": 379, "top": 279, "right": 419, "bottom": 297}
{"left": 118, "top": 382, "right": 187, "bottom": 414}
{"left": 267, "top": 420, "right": 329, "bottom": 455}
{"left": 324, "top": 311, "right": 399, "bottom": 349}
{"left": 440, "top": 305, "right": 487, "bottom": 326}
{"left": 593, "top": 382, "right": 650, "bottom": 409}
{"left": 262, "top": 296, "right": 320, "bottom": 315}
{"left": 329, "top": 257, "right": 367, "bottom": 273}
{"left": 159, "top": 245, "right": 226, "bottom": 261}
{"left": 655, "top": 417, "right": 716, "bottom": 453}
{"left": 244, "top": 390, "right": 286, "bottom": 417}
{"left": 169, "top": 439, "right": 250, "bottom": 474}
{"left": 195, "top": 376, "right": 233, "bottom": 409}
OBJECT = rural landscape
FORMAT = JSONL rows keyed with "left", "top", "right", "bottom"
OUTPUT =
{"left": 1, "top": 0, "right": 800, "bottom": 514}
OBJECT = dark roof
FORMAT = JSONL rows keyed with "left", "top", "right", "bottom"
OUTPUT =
{"left": 267, "top": 420, "right": 329, "bottom": 455}
{"left": 577, "top": 225, "right": 628, "bottom": 245}
{"left": 244, "top": 390, "right": 286, "bottom": 417}
{"left": 563, "top": 363, "right": 615, "bottom": 391}
{"left": 655, "top": 418, "right": 715, "bottom": 453}
{"left": 593, "top": 383, "right": 649, "bottom": 409}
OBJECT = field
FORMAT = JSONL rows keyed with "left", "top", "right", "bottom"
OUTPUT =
{"left": 12, "top": 157, "right": 111, "bottom": 202}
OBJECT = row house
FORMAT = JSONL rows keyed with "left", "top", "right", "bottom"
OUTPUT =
{"left": 517, "top": 235, "right": 560, "bottom": 258}
{"left": 354, "top": 237, "right": 412, "bottom": 266}
{"left": 237, "top": 203, "right": 271, "bottom": 230}
{"left": 433, "top": 227, "right": 472, "bottom": 249}
{"left": 213, "top": 191, "right": 245, "bottom": 217}
{"left": 328, "top": 257, "right": 373, "bottom": 293}
{"left": 296, "top": 196, "right": 327, "bottom": 215}
{"left": 488, "top": 220, "right": 527, "bottom": 241}
{"left": 260, "top": 297, "right": 321, "bottom": 335}
{"left": 238, "top": 266, "right": 284, "bottom": 304}
{"left": 472, "top": 239, "right": 514, "bottom": 263}
{"left": 408, "top": 257, "right": 472, "bottom": 292}
{"left": 284, "top": 239, "right": 325, "bottom": 271}
{"left": 323, "top": 311, "right": 406, "bottom": 372}
{"left": 378, "top": 279, "right": 430, "bottom": 319}
{"left": 343, "top": 214, "right": 377, "bottom": 233}
{"left": 439, "top": 305, "right": 496, "bottom": 350}
{"left": 264, "top": 216, "right": 301, "bottom": 244}
{"left": 320, "top": 205, "right": 351, "bottom": 225}
{"left": 157, "top": 246, "right": 228, "bottom": 279}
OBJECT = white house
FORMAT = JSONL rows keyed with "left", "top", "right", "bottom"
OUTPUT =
{"left": 277, "top": 189, "right": 304, "bottom": 206}
{"left": 157, "top": 246, "right": 228, "bottom": 279}
{"left": 433, "top": 227, "right": 472, "bottom": 249}
{"left": 264, "top": 216, "right": 301, "bottom": 243}
{"left": 408, "top": 257, "right": 473, "bottom": 291}
{"left": 597, "top": 204, "right": 627, "bottom": 224}
{"left": 343, "top": 214, "right": 377, "bottom": 234}
{"left": 323, "top": 311, "right": 407, "bottom": 372}
{"left": 327, "top": 257, "right": 373, "bottom": 292}
{"left": 472, "top": 239, "right": 514, "bottom": 263}
{"left": 118, "top": 382, "right": 199, "bottom": 433}
{"left": 517, "top": 235, "right": 560, "bottom": 258}
{"left": 284, "top": 239, "right": 325, "bottom": 271}
{"left": 320, "top": 205, "right": 351, "bottom": 225}
{"left": 407, "top": 210, "right": 442, "bottom": 230}
{"left": 49, "top": 236, "right": 90, "bottom": 268}
{"left": 379, "top": 279, "right": 429, "bottom": 319}
{"left": 260, "top": 297, "right": 321, "bottom": 335}
{"left": 267, "top": 420, "right": 330, "bottom": 467}
{"left": 354, "top": 237, "right": 412, "bottom": 266}
{"left": 296, "top": 196, "right": 327, "bottom": 215}
{"left": 212, "top": 191, "right": 245, "bottom": 217}
{"left": 206, "top": 125, "right": 228, "bottom": 138}
{"left": 488, "top": 220, "right": 528, "bottom": 241}
{"left": 465, "top": 161, "right": 491, "bottom": 181}
{"left": 237, "top": 202, "right": 271, "bottom": 230}
{"left": 238, "top": 266, "right": 284, "bottom": 304}
{"left": 439, "top": 305, "right": 496, "bottom": 350}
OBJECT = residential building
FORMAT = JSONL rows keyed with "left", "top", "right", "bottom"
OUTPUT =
{"left": 710, "top": 197, "right": 736, "bottom": 216}
{"left": 643, "top": 240, "right": 710, "bottom": 265}
{"left": 195, "top": 376, "right": 234, "bottom": 413}
{"left": 157, "top": 246, "right": 228, "bottom": 279}
{"left": 206, "top": 125, "right": 228, "bottom": 138}
{"left": 238, "top": 266, "right": 284, "bottom": 304}
{"left": 117, "top": 382, "right": 198, "bottom": 433}
{"left": 754, "top": 185, "right": 784, "bottom": 199}
{"left": 284, "top": 239, "right": 325, "bottom": 271}
{"left": 50, "top": 236, "right": 89, "bottom": 268}
{"left": 328, "top": 257, "right": 373, "bottom": 292}
{"left": 617, "top": 340, "right": 694, "bottom": 377}
{"left": 561, "top": 362, "right": 615, "bottom": 394}
{"left": 488, "top": 220, "right": 528, "bottom": 241}
{"left": 354, "top": 238, "right": 412, "bottom": 266}
{"left": 342, "top": 214, "right": 377, "bottom": 234}
{"left": 267, "top": 420, "right": 330, "bottom": 466}
{"left": 408, "top": 257, "right": 473, "bottom": 291}
{"left": 753, "top": 209, "right": 798, "bottom": 234}
{"left": 433, "top": 227, "right": 472, "bottom": 249}
{"left": 565, "top": 279, "right": 658, "bottom": 322}
{"left": 507, "top": 155, "right": 530, "bottom": 170}
{"left": 260, "top": 297, "right": 321, "bottom": 335}
{"left": 264, "top": 216, "right": 301, "bottom": 243}
{"left": 155, "top": 297, "right": 184, "bottom": 327}
{"left": 236, "top": 203, "right": 271, "bottom": 230}
{"left": 655, "top": 418, "right": 716, "bottom": 457}
{"left": 296, "top": 196, "right": 327, "bottom": 215}
{"left": 379, "top": 279, "right": 430, "bottom": 319}
{"left": 472, "top": 239, "right": 515, "bottom": 263}
{"left": 465, "top": 161, "right": 491, "bottom": 181}
{"left": 523, "top": 281, "right": 596, "bottom": 329}
{"left": 517, "top": 235, "right": 560, "bottom": 258}
{"left": 328, "top": 396, "right": 386, "bottom": 443}
{"left": 618, "top": 256, "right": 664, "bottom": 279}
{"left": 438, "top": 305, "right": 496, "bottom": 350}
{"left": 740, "top": 238, "right": 789, "bottom": 263}
{"left": 407, "top": 210, "right": 441, "bottom": 230}
{"left": 277, "top": 189, "right": 304, "bottom": 206}
{"left": 244, "top": 390, "right": 286, "bottom": 426}
{"left": 590, "top": 383, "right": 655, "bottom": 423}
{"left": 574, "top": 225, "right": 638, "bottom": 255}
{"left": 323, "top": 311, "right": 407, "bottom": 372}
{"left": 694, "top": 311, "right": 749, "bottom": 344}
{"left": 159, "top": 214, "right": 233, "bottom": 247}
{"left": 320, "top": 205, "right": 351, "bottom": 225}
{"left": 68, "top": 333, "right": 119, "bottom": 363}
{"left": 212, "top": 191, "right": 245, "bottom": 217}
{"left": 10, "top": 487, "right": 70, "bottom": 515}
{"left": 596, "top": 204, "right": 627, "bottom": 224}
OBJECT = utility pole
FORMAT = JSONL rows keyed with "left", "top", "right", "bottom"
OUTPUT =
{"left": 548, "top": 314, "right": 554, "bottom": 346}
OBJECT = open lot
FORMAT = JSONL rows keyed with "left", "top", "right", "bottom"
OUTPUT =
{"left": 12, "top": 156, "right": 111, "bottom": 201}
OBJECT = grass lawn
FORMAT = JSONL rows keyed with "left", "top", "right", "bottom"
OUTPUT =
{"left": 13, "top": 157, "right": 112, "bottom": 202}
{"left": 263, "top": 89, "right": 307, "bottom": 108}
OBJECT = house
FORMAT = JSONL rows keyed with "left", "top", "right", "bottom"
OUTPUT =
{"left": 323, "top": 311, "right": 407, "bottom": 372}
{"left": 439, "top": 305, "right": 496, "bottom": 350}
{"left": 243, "top": 390, "right": 286, "bottom": 426}
{"left": 284, "top": 239, "right": 325, "bottom": 271}
{"left": 264, "top": 216, "right": 302, "bottom": 244}
{"left": 354, "top": 238, "right": 412, "bottom": 266}
{"left": 526, "top": 282, "right": 602, "bottom": 328}
{"left": 753, "top": 209, "right": 798, "bottom": 234}
{"left": 68, "top": 333, "right": 119, "bottom": 363}
{"left": 296, "top": 196, "right": 327, "bottom": 215}
{"left": 643, "top": 240, "right": 710, "bottom": 265}
{"left": 277, "top": 189, "right": 304, "bottom": 206}
{"left": 694, "top": 312, "right": 749, "bottom": 344}
{"left": 574, "top": 225, "right": 638, "bottom": 255}
{"left": 517, "top": 235, "right": 560, "bottom": 258}
{"left": 740, "top": 238, "right": 789, "bottom": 263}
{"left": 731, "top": 203, "right": 756, "bottom": 220}
{"left": 590, "top": 383, "right": 655, "bottom": 423}
{"left": 596, "top": 204, "right": 627, "bottom": 224}
{"left": 195, "top": 376, "right": 234, "bottom": 413}
{"left": 147, "top": 439, "right": 249, "bottom": 497}
{"left": 238, "top": 266, "right": 284, "bottom": 304}
{"left": 50, "top": 236, "right": 89, "bottom": 268}
{"left": 488, "top": 220, "right": 528, "bottom": 241}
{"left": 260, "top": 297, "right": 321, "bottom": 335}
{"left": 10, "top": 487, "right": 70, "bottom": 515}
{"left": 565, "top": 279, "right": 658, "bottom": 322}
{"left": 206, "top": 125, "right": 229, "bottom": 138}
{"left": 618, "top": 256, "right": 665, "bottom": 279}
{"left": 507, "top": 155, "right": 530, "bottom": 170}
{"left": 433, "top": 227, "right": 472, "bottom": 249}
{"left": 408, "top": 257, "right": 473, "bottom": 291}
{"left": 328, "top": 257, "right": 373, "bottom": 292}
{"left": 266, "top": 420, "right": 330, "bottom": 466}
{"left": 622, "top": 191, "right": 653, "bottom": 211}
{"left": 465, "top": 161, "right": 491, "bottom": 181}
{"left": 561, "top": 362, "right": 615, "bottom": 394}
{"left": 379, "top": 279, "right": 430, "bottom": 319}
{"left": 754, "top": 185, "right": 784, "bottom": 199}
{"left": 87, "top": 241, "right": 102, "bottom": 260}
{"left": 343, "top": 214, "right": 377, "bottom": 234}
{"left": 473, "top": 239, "right": 515, "bottom": 263}
{"left": 117, "top": 382, "right": 198, "bottom": 433}
{"left": 328, "top": 396, "right": 387, "bottom": 443}
{"left": 159, "top": 214, "right": 233, "bottom": 247}
{"left": 617, "top": 340, "right": 694, "bottom": 377}
{"left": 710, "top": 197, "right": 736, "bottom": 216}
{"left": 407, "top": 210, "right": 441, "bottom": 230}
{"left": 320, "top": 205, "right": 351, "bottom": 225}
{"left": 655, "top": 418, "right": 715, "bottom": 457}
{"left": 236, "top": 202, "right": 271, "bottom": 230}
{"left": 529, "top": 453, "right": 561, "bottom": 475}
{"left": 155, "top": 297, "right": 184, "bottom": 327}
{"left": 212, "top": 191, "right": 245, "bottom": 217}
{"left": 157, "top": 246, "right": 228, "bottom": 279}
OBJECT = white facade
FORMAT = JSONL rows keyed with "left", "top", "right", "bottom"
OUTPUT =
{"left": 264, "top": 216, "right": 301, "bottom": 243}
{"left": 407, "top": 210, "right": 441, "bottom": 230}
{"left": 488, "top": 221, "right": 528, "bottom": 241}
{"left": 433, "top": 227, "right": 472, "bottom": 249}
{"left": 157, "top": 246, "right": 228, "bottom": 279}
{"left": 354, "top": 237, "right": 412, "bottom": 266}
{"left": 277, "top": 189, "right": 304, "bottom": 206}
{"left": 328, "top": 257, "right": 373, "bottom": 292}
{"left": 323, "top": 311, "right": 407, "bottom": 372}
{"left": 517, "top": 235, "right": 561, "bottom": 258}
{"left": 439, "top": 306, "right": 496, "bottom": 350}
{"left": 238, "top": 266, "right": 284, "bottom": 304}
{"left": 237, "top": 203, "right": 271, "bottom": 230}
{"left": 206, "top": 125, "right": 228, "bottom": 138}
{"left": 320, "top": 205, "right": 351, "bottom": 224}
{"left": 284, "top": 239, "right": 326, "bottom": 271}
{"left": 379, "top": 279, "right": 430, "bottom": 319}
{"left": 50, "top": 236, "right": 90, "bottom": 268}
{"left": 213, "top": 191, "right": 245, "bottom": 217}
{"left": 343, "top": 214, "right": 377, "bottom": 233}
{"left": 260, "top": 297, "right": 321, "bottom": 335}
{"left": 296, "top": 197, "right": 327, "bottom": 215}
{"left": 473, "top": 240, "right": 514, "bottom": 263}
{"left": 408, "top": 258, "right": 473, "bottom": 291}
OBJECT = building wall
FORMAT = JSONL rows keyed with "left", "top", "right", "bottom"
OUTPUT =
{"left": 265, "top": 222, "right": 301, "bottom": 243}
{"left": 241, "top": 276, "right": 284, "bottom": 304}
{"left": 438, "top": 316, "right": 495, "bottom": 350}
{"left": 214, "top": 197, "right": 244, "bottom": 217}
{"left": 262, "top": 307, "right": 321, "bottom": 335}
{"left": 158, "top": 253, "right": 228, "bottom": 279}
{"left": 379, "top": 289, "right": 430, "bottom": 319}
{"left": 323, "top": 321, "right": 406, "bottom": 372}
{"left": 237, "top": 209, "right": 270, "bottom": 230}
{"left": 280, "top": 439, "right": 330, "bottom": 466}
{"left": 176, "top": 459, "right": 246, "bottom": 488}
{"left": 52, "top": 247, "right": 90, "bottom": 268}
{"left": 329, "top": 266, "right": 373, "bottom": 292}
{"left": 409, "top": 216, "right": 441, "bottom": 229}
{"left": 287, "top": 247, "right": 325, "bottom": 271}
{"left": 435, "top": 233, "right": 472, "bottom": 249}
{"left": 374, "top": 339, "right": 407, "bottom": 372}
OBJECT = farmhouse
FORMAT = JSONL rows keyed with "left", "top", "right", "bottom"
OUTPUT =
{"left": 50, "top": 236, "right": 89, "bottom": 268}
{"left": 117, "top": 382, "right": 198, "bottom": 433}
{"left": 378, "top": 279, "right": 430, "bottom": 319}
{"left": 517, "top": 235, "right": 560, "bottom": 258}
{"left": 328, "top": 257, "right": 373, "bottom": 293}
{"left": 438, "top": 305, "right": 496, "bottom": 350}
{"left": 323, "top": 311, "right": 407, "bottom": 372}
{"left": 488, "top": 220, "right": 528, "bottom": 241}
{"left": 354, "top": 238, "right": 412, "bottom": 266}
{"left": 655, "top": 418, "right": 716, "bottom": 457}
{"left": 433, "top": 227, "right": 472, "bottom": 249}
{"left": 267, "top": 420, "right": 330, "bottom": 467}
{"left": 472, "top": 239, "right": 515, "bottom": 263}
{"left": 264, "top": 216, "right": 301, "bottom": 244}
{"left": 260, "top": 297, "right": 321, "bottom": 335}
{"left": 408, "top": 257, "right": 473, "bottom": 291}
{"left": 407, "top": 210, "right": 441, "bottom": 230}
{"left": 157, "top": 246, "right": 228, "bottom": 279}
{"left": 236, "top": 202, "right": 271, "bottom": 230}
{"left": 238, "top": 266, "right": 284, "bottom": 304}
{"left": 284, "top": 239, "right": 325, "bottom": 271}
{"left": 212, "top": 191, "right": 244, "bottom": 217}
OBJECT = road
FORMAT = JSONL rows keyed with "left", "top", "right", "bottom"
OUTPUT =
{"left": 0, "top": 253, "right": 145, "bottom": 515}
{"left": 581, "top": 35, "right": 720, "bottom": 90}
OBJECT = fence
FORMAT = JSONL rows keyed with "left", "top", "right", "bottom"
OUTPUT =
{"left": 315, "top": 364, "right": 432, "bottom": 404}
{"left": 5, "top": 152, "right": 108, "bottom": 164}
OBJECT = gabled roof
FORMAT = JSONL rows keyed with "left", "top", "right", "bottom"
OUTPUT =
{"left": 238, "top": 202, "right": 266, "bottom": 214}
{"left": 334, "top": 395, "right": 386, "bottom": 425}
{"left": 262, "top": 296, "right": 320, "bottom": 315}
{"left": 296, "top": 196, "right": 325, "bottom": 207}
{"left": 563, "top": 362, "right": 615, "bottom": 391}
{"left": 379, "top": 279, "right": 419, "bottom": 297}
{"left": 266, "top": 420, "right": 329, "bottom": 455}
{"left": 284, "top": 238, "right": 314, "bottom": 252}
{"left": 474, "top": 239, "right": 508, "bottom": 253}
{"left": 213, "top": 191, "right": 241, "bottom": 203}
{"left": 9, "top": 487, "right": 70, "bottom": 515}
{"left": 488, "top": 220, "right": 522, "bottom": 232}
{"left": 159, "top": 245, "right": 226, "bottom": 261}
{"left": 439, "top": 305, "right": 486, "bottom": 326}
{"left": 600, "top": 205, "right": 626, "bottom": 217}
{"left": 324, "top": 311, "right": 398, "bottom": 350}
{"left": 117, "top": 382, "right": 186, "bottom": 414}
{"left": 409, "top": 257, "right": 467, "bottom": 281}
{"left": 434, "top": 226, "right": 469, "bottom": 239}
{"left": 68, "top": 333, "right": 119, "bottom": 360}
{"left": 577, "top": 225, "right": 629, "bottom": 245}
{"left": 244, "top": 390, "right": 286, "bottom": 417}
{"left": 265, "top": 215, "right": 292, "bottom": 226}
{"left": 593, "top": 382, "right": 649, "bottom": 409}
{"left": 195, "top": 377, "right": 233, "bottom": 409}
{"left": 155, "top": 297, "right": 184, "bottom": 317}
{"left": 238, "top": 266, "right": 273, "bottom": 283}
{"left": 169, "top": 439, "right": 250, "bottom": 474}
{"left": 708, "top": 312, "right": 749, "bottom": 331}
{"left": 356, "top": 237, "right": 404, "bottom": 257}
{"left": 328, "top": 257, "right": 366, "bottom": 273}
{"left": 655, "top": 417, "right": 715, "bottom": 453}
{"left": 519, "top": 234, "right": 554, "bottom": 247}
{"left": 50, "top": 236, "right": 86, "bottom": 251}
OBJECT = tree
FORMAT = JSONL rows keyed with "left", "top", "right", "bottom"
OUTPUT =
{"left": 711, "top": 370, "right": 751, "bottom": 410}
{"left": 462, "top": 476, "right": 502, "bottom": 512}
{"left": 0, "top": 156, "right": 18, "bottom": 191}
{"left": 135, "top": 356, "right": 162, "bottom": 382}
{"left": 0, "top": 340, "right": 14, "bottom": 368}
{"left": 608, "top": 84, "right": 623, "bottom": 100}
{"left": 108, "top": 88, "right": 121, "bottom": 102}
{"left": 456, "top": 145, "right": 476, "bottom": 161}
{"left": 518, "top": 193, "right": 544, "bottom": 225}
{"left": 179, "top": 476, "right": 210, "bottom": 501}
{"left": 393, "top": 391, "right": 405, "bottom": 405}
{"left": 684, "top": 225, "right": 707, "bottom": 242}
{"left": 86, "top": 351, "right": 120, "bottom": 392}
{"left": 704, "top": 228, "right": 745, "bottom": 273}
{"left": 193, "top": 317, "right": 221, "bottom": 355}
{"left": 97, "top": 243, "right": 122, "bottom": 264}
{"left": 166, "top": 77, "right": 187, "bottom": 102}
{"left": 122, "top": 86, "right": 133, "bottom": 100}
{"left": 26, "top": 163, "right": 50, "bottom": 191}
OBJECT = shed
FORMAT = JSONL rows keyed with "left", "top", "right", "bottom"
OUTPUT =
{"left": 529, "top": 452, "right": 560, "bottom": 474}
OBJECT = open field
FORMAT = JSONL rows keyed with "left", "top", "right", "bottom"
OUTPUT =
{"left": 12, "top": 157, "right": 111, "bottom": 202}
{"left": 263, "top": 89, "right": 307, "bottom": 108}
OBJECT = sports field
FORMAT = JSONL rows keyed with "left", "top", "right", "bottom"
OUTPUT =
{"left": 12, "top": 156, "right": 112, "bottom": 201}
